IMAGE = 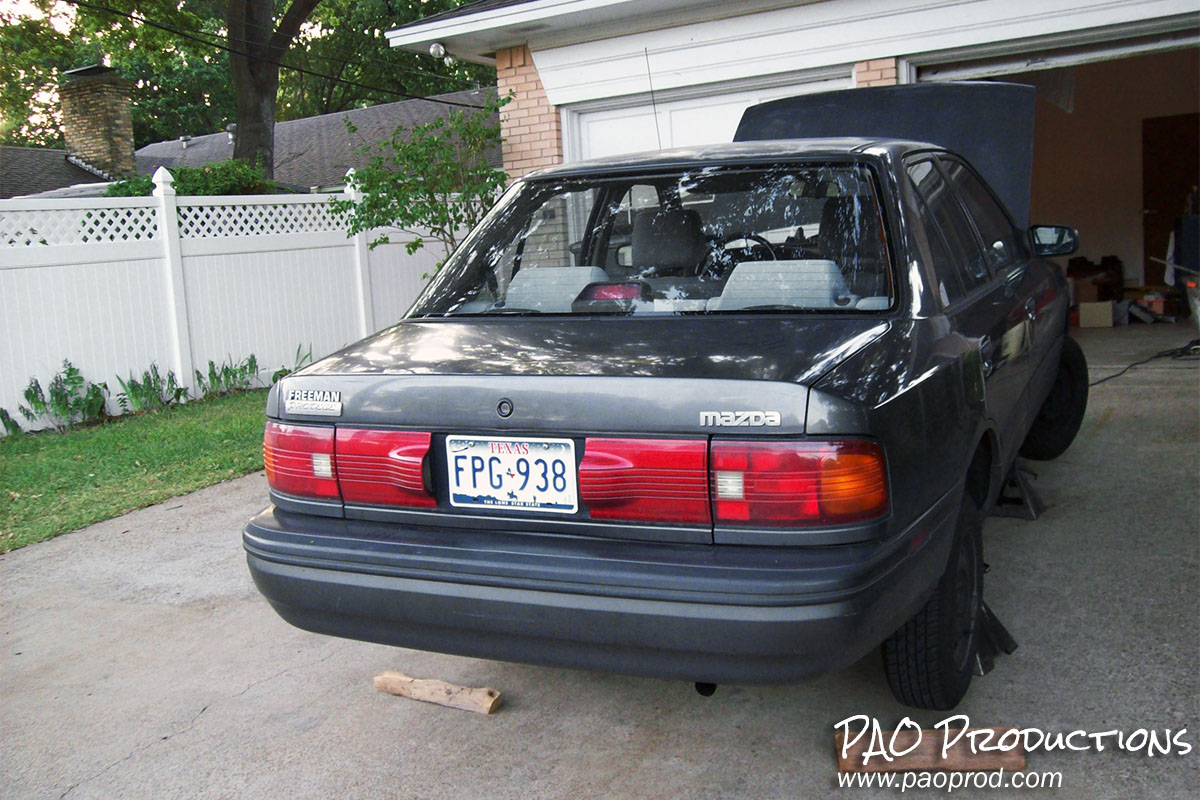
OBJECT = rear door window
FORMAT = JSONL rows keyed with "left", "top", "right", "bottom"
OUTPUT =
{"left": 937, "top": 155, "right": 1026, "bottom": 272}
{"left": 908, "top": 181, "right": 966, "bottom": 304}
{"left": 906, "top": 158, "right": 991, "bottom": 298}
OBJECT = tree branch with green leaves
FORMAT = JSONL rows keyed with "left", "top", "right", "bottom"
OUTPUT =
{"left": 332, "top": 91, "right": 510, "bottom": 268}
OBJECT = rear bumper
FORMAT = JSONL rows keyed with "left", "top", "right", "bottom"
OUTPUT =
{"left": 244, "top": 491, "right": 959, "bottom": 684}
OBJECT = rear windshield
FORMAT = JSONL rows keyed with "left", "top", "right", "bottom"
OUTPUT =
{"left": 408, "top": 164, "right": 893, "bottom": 318}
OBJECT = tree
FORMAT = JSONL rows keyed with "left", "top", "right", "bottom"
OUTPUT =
{"left": 0, "top": 4, "right": 70, "bottom": 147}
{"left": 0, "top": 0, "right": 492, "bottom": 168}
{"left": 332, "top": 92, "right": 508, "bottom": 265}
{"left": 0, "top": 1, "right": 235, "bottom": 148}
{"left": 275, "top": 0, "right": 492, "bottom": 121}
{"left": 226, "top": 0, "right": 321, "bottom": 178}
{"left": 228, "top": 1, "right": 494, "bottom": 177}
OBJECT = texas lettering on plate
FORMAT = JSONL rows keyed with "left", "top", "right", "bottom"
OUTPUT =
{"left": 446, "top": 436, "right": 578, "bottom": 513}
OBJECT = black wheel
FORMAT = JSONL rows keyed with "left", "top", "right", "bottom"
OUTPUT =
{"left": 882, "top": 498, "right": 983, "bottom": 710}
{"left": 1020, "top": 336, "right": 1089, "bottom": 461}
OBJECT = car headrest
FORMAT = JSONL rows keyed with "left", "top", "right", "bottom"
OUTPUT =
{"left": 820, "top": 196, "right": 882, "bottom": 263}
{"left": 631, "top": 208, "right": 705, "bottom": 273}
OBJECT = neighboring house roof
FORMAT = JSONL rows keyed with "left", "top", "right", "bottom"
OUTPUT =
{"left": 136, "top": 87, "right": 501, "bottom": 190}
{"left": 0, "top": 146, "right": 107, "bottom": 199}
{"left": 20, "top": 181, "right": 114, "bottom": 199}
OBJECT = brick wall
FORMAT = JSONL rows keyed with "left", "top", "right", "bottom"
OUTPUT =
{"left": 59, "top": 72, "right": 136, "bottom": 178}
{"left": 495, "top": 45, "right": 563, "bottom": 179}
{"left": 854, "top": 58, "right": 899, "bottom": 87}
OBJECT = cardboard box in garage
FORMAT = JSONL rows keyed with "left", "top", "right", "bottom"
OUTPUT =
{"left": 1078, "top": 301, "right": 1114, "bottom": 327}
{"left": 1075, "top": 276, "right": 1102, "bottom": 304}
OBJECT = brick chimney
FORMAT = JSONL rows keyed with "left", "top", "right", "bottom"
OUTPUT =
{"left": 58, "top": 65, "right": 136, "bottom": 178}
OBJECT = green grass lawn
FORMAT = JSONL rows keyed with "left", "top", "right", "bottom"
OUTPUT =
{"left": 1, "top": 389, "right": 269, "bottom": 552}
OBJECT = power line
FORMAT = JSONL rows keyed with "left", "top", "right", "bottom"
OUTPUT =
{"left": 62, "top": 0, "right": 473, "bottom": 92}
{"left": 64, "top": 0, "right": 485, "bottom": 106}
{"left": 59, "top": 0, "right": 487, "bottom": 109}
{"left": 218, "top": 9, "right": 476, "bottom": 86}
{"left": 205, "top": 9, "right": 479, "bottom": 89}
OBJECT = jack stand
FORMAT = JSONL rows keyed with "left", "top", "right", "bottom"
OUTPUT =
{"left": 974, "top": 602, "right": 1019, "bottom": 676}
{"left": 991, "top": 463, "right": 1045, "bottom": 520}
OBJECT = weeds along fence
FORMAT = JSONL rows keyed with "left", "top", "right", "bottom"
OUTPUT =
{"left": 0, "top": 168, "right": 439, "bottom": 430}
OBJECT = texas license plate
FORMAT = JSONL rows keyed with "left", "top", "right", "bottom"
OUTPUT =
{"left": 446, "top": 436, "right": 578, "bottom": 514}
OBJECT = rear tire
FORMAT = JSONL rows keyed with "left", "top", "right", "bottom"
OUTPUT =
{"left": 1020, "top": 336, "right": 1088, "bottom": 461}
{"left": 882, "top": 498, "right": 983, "bottom": 710}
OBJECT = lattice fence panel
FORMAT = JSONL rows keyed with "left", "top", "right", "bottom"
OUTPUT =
{"left": 177, "top": 201, "right": 346, "bottom": 238}
{"left": 1, "top": 206, "right": 159, "bottom": 247}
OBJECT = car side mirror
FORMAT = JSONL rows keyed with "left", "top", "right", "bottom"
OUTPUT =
{"left": 1030, "top": 225, "right": 1079, "bottom": 257}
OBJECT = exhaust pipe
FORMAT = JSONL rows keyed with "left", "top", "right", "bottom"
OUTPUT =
{"left": 694, "top": 682, "right": 717, "bottom": 697}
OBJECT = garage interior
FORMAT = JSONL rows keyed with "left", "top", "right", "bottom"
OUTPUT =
{"left": 920, "top": 44, "right": 1199, "bottom": 319}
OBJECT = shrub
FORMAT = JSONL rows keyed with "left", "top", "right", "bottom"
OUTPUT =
{"left": 105, "top": 160, "right": 276, "bottom": 197}
{"left": 17, "top": 360, "right": 109, "bottom": 432}
{"left": 271, "top": 343, "right": 314, "bottom": 384}
{"left": 116, "top": 363, "right": 188, "bottom": 413}
{"left": 0, "top": 407, "right": 21, "bottom": 436}
{"left": 195, "top": 354, "right": 259, "bottom": 399}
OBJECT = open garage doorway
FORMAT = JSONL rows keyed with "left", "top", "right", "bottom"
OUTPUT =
{"left": 917, "top": 45, "right": 1199, "bottom": 291}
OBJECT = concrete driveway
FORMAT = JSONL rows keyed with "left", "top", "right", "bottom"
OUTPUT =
{"left": 2, "top": 325, "right": 1197, "bottom": 799}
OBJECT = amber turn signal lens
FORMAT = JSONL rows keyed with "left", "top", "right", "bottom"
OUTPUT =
{"left": 709, "top": 439, "right": 887, "bottom": 526}
{"left": 816, "top": 446, "right": 888, "bottom": 521}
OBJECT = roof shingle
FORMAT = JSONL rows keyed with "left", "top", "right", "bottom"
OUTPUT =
{"left": 0, "top": 146, "right": 105, "bottom": 199}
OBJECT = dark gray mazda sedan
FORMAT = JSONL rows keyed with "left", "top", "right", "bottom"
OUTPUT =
{"left": 245, "top": 131, "right": 1088, "bottom": 709}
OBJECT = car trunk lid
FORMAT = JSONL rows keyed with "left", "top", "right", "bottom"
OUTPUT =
{"left": 276, "top": 317, "right": 887, "bottom": 435}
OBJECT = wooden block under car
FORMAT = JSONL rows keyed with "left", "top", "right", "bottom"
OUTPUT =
{"left": 835, "top": 727, "right": 1027, "bottom": 773}
{"left": 1078, "top": 301, "right": 1114, "bottom": 327}
{"left": 373, "top": 670, "right": 502, "bottom": 714}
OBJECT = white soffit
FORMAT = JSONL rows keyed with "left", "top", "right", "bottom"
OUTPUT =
{"left": 385, "top": 0, "right": 795, "bottom": 64}
{"left": 530, "top": 0, "right": 1200, "bottom": 106}
{"left": 912, "top": 21, "right": 1199, "bottom": 81}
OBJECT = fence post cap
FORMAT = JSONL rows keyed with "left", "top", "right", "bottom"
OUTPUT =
{"left": 151, "top": 167, "right": 176, "bottom": 197}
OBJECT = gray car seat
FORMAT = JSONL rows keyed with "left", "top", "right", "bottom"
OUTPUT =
{"left": 504, "top": 266, "right": 609, "bottom": 312}
{"left": 707, "top": 259, "right": 854, "bottom": 311}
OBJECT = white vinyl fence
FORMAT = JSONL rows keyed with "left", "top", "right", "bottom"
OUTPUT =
{"left": 0, "top": 168, "right": 439, "bottom": 430}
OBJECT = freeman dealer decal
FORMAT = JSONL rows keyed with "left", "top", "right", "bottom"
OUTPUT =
{"left": 284, "top": 389, "right": 342, "bottom": 417}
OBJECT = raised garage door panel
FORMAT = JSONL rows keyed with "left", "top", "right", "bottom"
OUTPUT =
{"left": 569, "top": 78, "right": 852, "bottom": 161}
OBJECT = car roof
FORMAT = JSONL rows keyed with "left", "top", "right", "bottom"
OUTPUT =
{"left": 523, "top": 138, "right": 945, "bottom": 180}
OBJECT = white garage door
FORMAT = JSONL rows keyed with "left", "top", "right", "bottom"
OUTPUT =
{"left": 564, "top": 74, "right": 853, "bottom": 161}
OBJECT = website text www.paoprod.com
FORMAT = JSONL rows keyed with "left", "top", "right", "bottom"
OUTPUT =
{"left": 838, "top": 768, "right": 1062, "bottom": 793}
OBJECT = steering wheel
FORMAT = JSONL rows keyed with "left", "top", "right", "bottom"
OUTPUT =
{"left": 699, "top": 231, "right": 777, "bottom": 281}
{"left": 696, "top": 231, "right": 777, "bottom": 281}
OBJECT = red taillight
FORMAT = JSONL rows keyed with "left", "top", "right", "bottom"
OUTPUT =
{"left": 264, "top": 421, "right": 339, "bottom": 500}
{"left": 335, "top": 428, "right": 435, "bottom": 507}
{"left": 710, "top": 440, "right": 887, "bottom": 526}
{"left": 579, "top": 438, "right": 710, "bottom": 524}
